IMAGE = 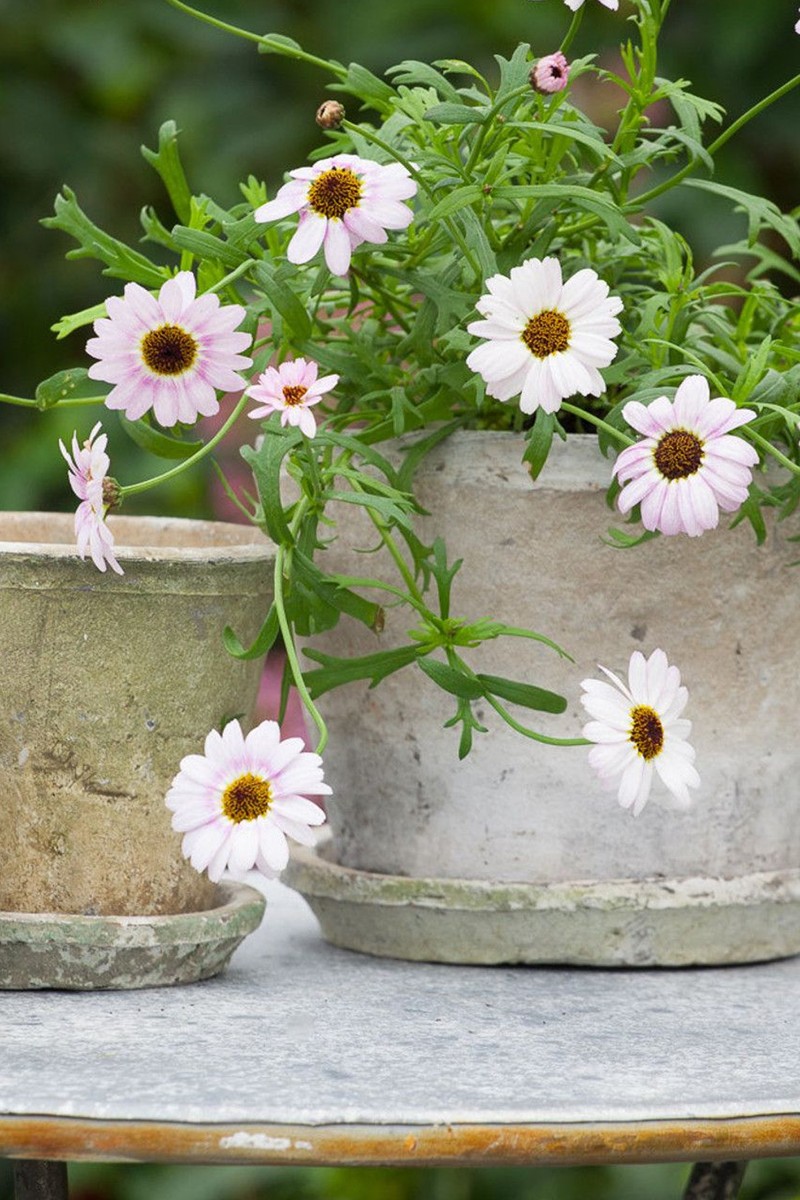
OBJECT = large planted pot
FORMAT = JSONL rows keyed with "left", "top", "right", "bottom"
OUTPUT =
{"left": 286, "top": 432, "right": 800, "bottom": 966}
{"left": 0, "top": 512, "right": 274, "bottom": 989}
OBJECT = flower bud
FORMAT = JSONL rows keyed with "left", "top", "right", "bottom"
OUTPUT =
{"left": 102, "top": 477, "right": 121, "bottom": 511}
{"left": 316, "top": 100, "right": 345, "bottom": 130}
{"left": 530, "top": 52, "right": 570, "bottom": 95}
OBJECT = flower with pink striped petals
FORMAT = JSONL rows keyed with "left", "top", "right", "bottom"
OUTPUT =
{"left": 254, "top": 153, "right": 416, "bottom": 277}
{"left": 59, "top": 421, "right": 123, "bottom": 576}
{"left": 86, "top": 272, "right": 252, "bottom": 428}
{"left": 166, "top": 718, "right": 329, "bottom": 882}
{"left": 581, "top": 649, "right": 699, "bottom": 816}
{"left": 466, "top": 256, "right": 622, "bottom": 414}
{"left": 614, "top": 375, "right": 759, "bottom": 537}
{"left": 246, "top": 358, "right": 338, "bottom": 438}
{"left": 564, "top": 0, "right": 618, "bottom": 10}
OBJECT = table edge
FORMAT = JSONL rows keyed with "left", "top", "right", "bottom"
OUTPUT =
{"left": 2, "top": 1115, "right": 800, "bottom": 1168}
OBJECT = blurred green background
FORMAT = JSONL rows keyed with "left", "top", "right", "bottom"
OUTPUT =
{"left": 1, "top": 1, "right": 799, "bottom": 1195}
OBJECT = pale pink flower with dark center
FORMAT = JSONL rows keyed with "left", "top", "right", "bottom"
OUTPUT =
{"left": 796, "top": 8, "right": 800, "bottom": 33}
{"left": 254, "top": 153, "right": 416, "bottom": 277}
{"left": 614, "top": 375, "right": 759, "bottom": 537}
{"left": 466, "top": 256, "right": 622, "bottom": 414}
{"left": 531, "top": 52, "right": 570, "bottom": 94}
{"left": 86, "top": 272, "right": 252, "bottom": 428}
{"left": 59, "top": 421, "right": 123, "bottom": 575}
{"left": 166, "top": 718, "right": 330, "bottom": 882}
{"left": 564, "top": 0, "right": 618, "bottom": 10}
{"left": 246, "top": 358, "right": 338, "bottom": 438}
{"left": 581, "top": 649, "right": 699, "bottom": 816}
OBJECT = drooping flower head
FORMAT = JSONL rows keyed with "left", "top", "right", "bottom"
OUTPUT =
{"left": 246, "top": 358, "right": 338, "bottom": 439}
{"left": 167, "top": 718, "right": 330, "bottom": 883}
{"left": 466, "top": 256, "right": 622, "bottom": 414}
{"left": 86, "top": 272, "right": 252, "bottom": 428}
{"left": 59, "top": 421, "right": 123, "bottom": 576}
{"left": 254, "top": 153, "right": 417, "bottom": 277}
{"left": 581, "top": 649, "right": 699, "bottom": 816}
{"left": 564, "top": 0, "right": 618, "bottom": 10}
{"left": 531, "top": 52, "right": 570, "bottom": 94}
{"left": 613, "top": 375, "right": 759, "bottom": 537}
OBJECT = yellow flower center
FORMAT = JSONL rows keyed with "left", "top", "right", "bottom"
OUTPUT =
{"left": 654, "top": 429, "right": 704, "bottom": 480}
{"left": 629, "top": 705, "right": 664, "bottom": 761}
{"left": 307, "top": 167, "right": 362, "bottom": 220}
{"left": 282, "top": 385, "right": 308, "bottom": 407}
{"left": 221, "top": 773, "right": 274, "bottom": 824}
{"left": 140, "top": 324, "right": 198, "bottom": 376}
{"left": 521, "top": 309, "right": 571, "bottom": 358}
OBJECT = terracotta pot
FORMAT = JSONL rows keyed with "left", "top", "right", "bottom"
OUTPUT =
{"left": 287, "top": 432, "right": 800, "bottom": 965}
{"left": 0, "top": 513, "right": 274, "bottom": 918}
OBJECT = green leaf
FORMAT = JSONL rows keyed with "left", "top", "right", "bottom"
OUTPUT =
{"left": 34, "top": 368, "right": 107, "bottom": 410}
{"left": 424, "top": 102, "right": 490, "bottom": 125}
{"left": 477, "top": 674, "right": 567, "bottom": 714}
{"left": 251, "top": 261, "right": 312, "bottom": 341}
{"left": 140, "top": 120, "right": 193, "bottom": 225}
{"left": 496, "top": 183, "right": 639, "bottom": 244}
{"left": 242, "top": 426, "right": 304, "bottom": 546}
{"left": 522, "top": 409, "right": 557, "bottom": 480}
{"left": 51, "top": 303, "right": 109, "bottom": 341}
{"left": 170, "top": 225, "right": 244, "bottom": 270}
{"left": 387, "top": 61, "right": 461, "bottom": 102}
{"left": 117, "top": 415, "right": 203, "bottom": 460}
{"left": 327, "top": 489, "right": 416, "bottom": 531}
{"left": 417, "top": 656, "right": 485, "bottom": 700}
{"left": 42, "top": 187, "right": 166, "bottom": 286}
{"left": 294, "top": 552, "right": 383, "bottom": 630}
{"left": 303, "top": 644, "right": 421, "bottom": 696}
{"left": 223, "top": 605, "right": 280, "bottom": 661}
{"left": 427, "top": 184, "right": 484, "bottom": 222}
{"left": 684, "top": 179, "right": 800, "bottom": 255}
{"left": 334, "top": 62, "right": 396, "bottom": 110}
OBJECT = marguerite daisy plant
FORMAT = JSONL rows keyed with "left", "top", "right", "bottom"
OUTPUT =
{"left": 4, "top": 0, "right": 799, "bottom": 874}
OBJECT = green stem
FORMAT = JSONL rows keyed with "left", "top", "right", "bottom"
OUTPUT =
{"left": 744, "top": 426, "right": 800, "bottom": 477}
{"left": 633, "top": 72, "right": 800, "bottom": 209}
{"left": 559, "top": 6, "right": 584, "bottom": 56}
{"left": 273, "top": 545, "right": 329, "bottom": 754}
{"left": 207, "top": 259, "right": 257, "bottom": 295}
{"left": 485, "top": 693, "right": 589, "bottom": 747}
{"left": 560, "top": 402, "right": 634, "bottom": 447}
{"left": 120, "top": 393, "right": 249, "bottom": 497}
{"left": 163, "top": 0, "right": 347, "bottom": 77}
{"left": 0, "top": 393, "right": 108, "bottom": 409}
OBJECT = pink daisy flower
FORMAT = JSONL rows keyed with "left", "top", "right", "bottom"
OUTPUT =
{"left": 531, "top": 52, "right": 570, "bottom": 94}
{"left": 246, "top": 358, "right": 338, "bottom": 438}
{"left": 581, "top": 649, "right": 699, "bottom": 816}
{"left": 59, "top": 421, "right": 123, "bottom": 576}
{"left": 166, "top": 718, "right": 330, "bottom": 883}
{"left": 254, "top": 153, "right": 417, "bottom": 277}
{"left": 466, "top": 256, "right": 623, "bottom": 414}
{"left": 86, "top": 272, "right": 252, "bottom": 428}
{"left": 614, "top": 375, "right": 759, "bottom": 538}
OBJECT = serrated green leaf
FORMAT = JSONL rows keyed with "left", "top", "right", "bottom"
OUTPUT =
{"left": 170, "top": 225, "right": 244, "bottom": 270}
{"left": 223, "top": 606, "right": 280, "bottom": 661}
{"left": 251, "top": 261, "right": 312, "bottom": 341}
{"left": 303, "top": 644, "right": 421, "bottom": 696}
{"left": 141, "top": 120, "right": 192, "bottom": 225}
{"left": 242, "top": 427, "right": 303, "bottom": 546}
{"left": 42, "top": 187, "right": 166, "bottom": 286}
{"left": 424, "top": 102, "right": 490, "bottom": 126}
{"left": 477, "top": 674, "right": 567, "bottom": 714}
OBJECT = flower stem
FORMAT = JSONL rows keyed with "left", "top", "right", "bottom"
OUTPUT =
{"left": 0, "top": 393, "right": 108, "bottom": 409}
{"left": 744, "top": 427, "right": 800, "bottom": 476}
{"left": 120, "top": 394, "right": 249, "bottom": 497}
{"left": 273, "top": 544, "right": 329, "bottom": 754}
{"left": 163, "top": 0, "right": 347, "bottom": 77}
{"left": 485, "top": 694, "right": 589, "bottom": 747}
{"left": 559, "top": 6, "right": 584, "bottom": 56}
{"left": 560, "top": 402, "right": 634, "bottom": 447}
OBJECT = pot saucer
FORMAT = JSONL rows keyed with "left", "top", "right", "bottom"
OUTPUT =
{"left": 0, "top": 881, "right": 265, "bottom": 990}
{"left": 285, "top": 835, "right": 800, "bottom": 967}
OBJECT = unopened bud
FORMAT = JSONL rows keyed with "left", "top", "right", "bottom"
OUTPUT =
{"left": 530, "top": 52, "right": 570, "bottom": 95}
{"left": 316, "top": 100, "right": 345, "bottom": 130}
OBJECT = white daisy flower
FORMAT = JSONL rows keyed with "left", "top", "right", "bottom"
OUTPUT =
{"left": 166, "top": 719, "right": 329, "bottom": 882}
{"left": 564, "top": 0, "right": 619, "bottom": 10}
{"left": 254, "top": 153, "right": 417, "bottom": 277}
{"left": 580, "top": 649, "right": 700, "bottom": 816}
{"left": 86, "top": 271, "right": 253, "bottom": 428}
{"left": 59, "top": 421, "right": 123, "bottom": 576}
{"left": 466, "top": 256, "right": 623, "bottom": 414}
{"left": 614, "top": 375, "right": 759, "bottom": 537}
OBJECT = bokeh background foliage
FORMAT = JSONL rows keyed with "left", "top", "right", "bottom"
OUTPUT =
{"left": 1, "top": 0, "right": 799, "bottom": 1196}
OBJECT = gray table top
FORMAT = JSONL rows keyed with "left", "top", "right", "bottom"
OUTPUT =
{"left": 2, "top": 881, "right": 800, "bottom": 1167}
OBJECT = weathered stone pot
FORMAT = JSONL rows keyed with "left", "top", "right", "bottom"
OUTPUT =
{"left": 286, "top": 432, "right": 800, "bottom": 965}
{"left": 0, "top": 512, "right": 274, "bottom": 988}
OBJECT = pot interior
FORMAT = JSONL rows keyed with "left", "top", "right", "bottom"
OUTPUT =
{"left": 0, "top": 512, "right": 269, "bottom": 557}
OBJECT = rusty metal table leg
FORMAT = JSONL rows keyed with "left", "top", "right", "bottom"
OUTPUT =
{"left": 12, "top": 1161, "right": 69, "bottom": 1200}
{"left": 683, "top": 1161, "right": 747, "bottom": 1200}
